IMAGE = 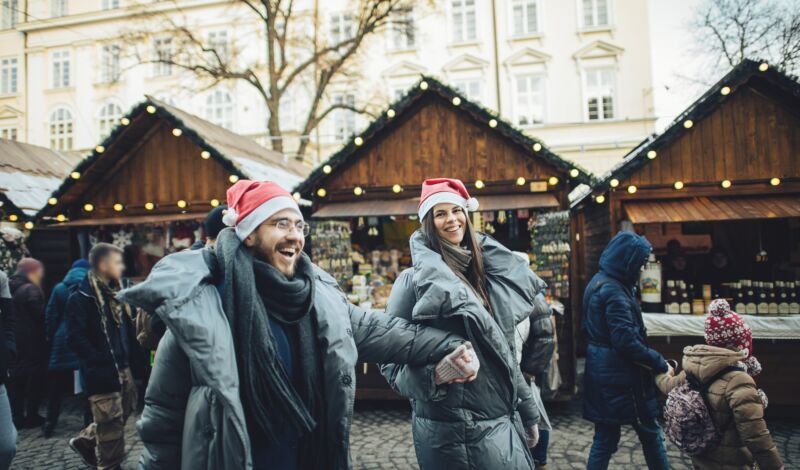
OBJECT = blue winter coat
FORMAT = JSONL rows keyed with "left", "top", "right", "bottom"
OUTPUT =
{"left": 582, "top": 231, "right": 667, "bottom": 425}
{"left": 46, "top": 266, "right": 86, "bottom": 370}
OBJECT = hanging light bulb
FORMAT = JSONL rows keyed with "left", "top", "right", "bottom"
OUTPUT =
{"left": 674, "top": 181, "right": 684, "bottom": 190}
{"left": 56, "top": 214, "right": 66, "bottom": 222}
{"left": 177, "top": 200, "right": 187, "bottom": 208}
{"left": 488, "top": 119, "right": 498, "bottom": 128}
{"left": 354, "top": 136, "right": 364, "bottom": 146}
{"left": 172, "top": 128, "right": 183, "bottom": 137}
{"left": 570, "top": 169, "right": 580, "bottom": 178}
{"left": 627, "top": 185, "right": 637, "bottom": 194}
{"left": 595, "top": 194, "right": 605, "bottom": 204}
{"left": 475, "top": 180, "right": 485, "bottom": 189}
{"left": 95, "top": 145, "right": 105, "bottom": 153}
{"left": 317, "top": 188, "right": 327, "bottom": 198}
{"left": 8, "top": 215, "right": 17, "bottom": 222}
{"left": 70, "top": 171, "right": 81, "bottom": 179}
{"left": 292, "top": 192, "right": 301, "bottom": 201}
{"left": 548, "top": 176, "right": 559, "bottom": 186}
{"left": 145, "top": 202, "right": 155, "bottom": 210}
{"left": 323, "top": 165, "right": 332, "bottom": 174}
{"left": 610, "top": 178, "right": 619, "bottom": 188}
{"left": 532, "top": 143, "right": 542, "bottom": 152}
{"left": 452, "top": 97, "right": 461, "bottom": 106}
{"left": 759, "top": 62, "right": 769, "bottom": 72}
{"left": 647, "top": 150, "right": 657, "bottom": 159}
{"left": 516, "top": 177, "right": 526, "bottom": 186}
{"left": 229, "top": 175, "right": 239, "bottom": 183}
{"left": 769, "top": 177, "right": 780, "bottom": 186}
{"left": 684, "top": 119, "right": 694, "bottom": 129}
{"left": 83, "top": 203, "right": 94, "bottom": 212}
{"left": 47, "top": 197, "right": 57, "bottom": 205}
{"left": 392, "top": 184, "right": 402, "bottom": 193}
{"left": 200, "top": 150, "right": 211, "bottom": 159}
{"left": 210, "top": 199, "right": 220, "bottom": 207}
{"left": 387, "top": 109, "right": 396, "bottom": 118}
{"left": 23, "top": 221, "right": 33, "bottom": 230}
{"left": 721, "top": 86, "right": 731, "bottom": 96}
{"left": 354, "top": 186, "right": 363, "bottom": 196}
{"left": 113, "top": 203, "right": 124, "bottom": 212}
{"left": 419, "top": 81, "right": 428, "bottom": 90}
{"left": 120, "top": 117, "right": 130, "bottom": 125}
{"left": 721, "top": 179, "right": 732, "bottom": 189}
{"left": 146, "top": 105, "right": 156, "bottom": 114}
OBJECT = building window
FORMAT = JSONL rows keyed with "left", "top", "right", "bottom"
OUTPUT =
{"left": 512, "top": 0, "right": 539, "bottom": 37}
{"left": 207, "top": 30, "right": 229, "bottom": 63}
{"left": 153, "top": 38, "right": 173, "bottom": 77}
{"left": 100, "top": 45, "right": 120, "bottom": 83}
{"left": 50, "top": 107, "right": 73, "bottom": 150}
{"left": 1, "top": 0, "right": 18, "bottom": 29}
{"left": 101, "top": 0, "right": 118, "bottom": 9}
{"left": 0, "top": 128, "right": 17, "bottom": 141}
{"left": 514, "top": 75, "right": 544, "bottom": 126}
{"left": 390, "top": 7, "right": 415, "bottom": 50}
{"left": 51, "top": 0, "right": 68, "bottom": 17}
{"left": 582, "top": 0, "right": 610, "bottom": 28}
{"left": 52, "top": 50, "right": 71, "bottom": 89}
{"left": 451, "top": 0, "right": 476, "bottom": 43}
{"left": 333, "top": 94, "right": 355, "bottom": 142}
{"left": 0, "top": 57, "right": 17, "bottom": 95}
{"left": 97, "top": 102, "right": 122, "bottom": 138}
{"left": 453, "top": 79, "right": 482, "bottom": 104}
{"left": 584, "top": 67, "right": 615, "bottom": 120}
{"left": 329, "top": 13, "right": 354, "bottom": 44}
{"left": 205, "top": 90, "right": 234, "bottom": 130}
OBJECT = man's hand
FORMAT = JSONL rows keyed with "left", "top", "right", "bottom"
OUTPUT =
{"left": 434, "top": 342, "right": 480, "bottom": 385}
{"left": 526, "top": 424, "right": 539, "bottom": 448}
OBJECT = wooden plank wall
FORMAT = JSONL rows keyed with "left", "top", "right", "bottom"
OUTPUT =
{"left": 323, "top": 97, "right": 564, "bottom": 195}
{"left": 621, "top": 85, "right": 800, "bottom": 188}
{"left": 66, "top": 124, "right": 232, "bottom": 219}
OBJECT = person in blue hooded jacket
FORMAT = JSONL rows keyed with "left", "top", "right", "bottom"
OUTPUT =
{"left": 582, "top": 231, "right": 672, "bottom": 470}
{"left": 42, "top": 259, "right": 89, "bottom": 437}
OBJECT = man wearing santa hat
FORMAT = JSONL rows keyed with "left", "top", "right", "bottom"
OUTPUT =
{"left": 119, "top": 180, "right": 478, "bottom": 470}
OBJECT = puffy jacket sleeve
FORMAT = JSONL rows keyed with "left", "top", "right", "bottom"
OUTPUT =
{"left": 513, "top": 364, "right": 540, "bottom": 428}
{"left": 379, "top": 270, "right": 449, "bottom": 401}
{"left": 655, "top": 370, "right": 686, "bottom": 395}
{"left": 137, "top": 330, "right": 191, "bottom": 470}
{"left": 726, "top": 373, "right": 783, "bottom": 470}
{"left": 603, "top": 287, "right": 667, "bottom": 373}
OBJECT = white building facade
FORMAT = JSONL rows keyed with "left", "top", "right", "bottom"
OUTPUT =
{"left": 0, "top": 0, "right": 656, "bottom": 174}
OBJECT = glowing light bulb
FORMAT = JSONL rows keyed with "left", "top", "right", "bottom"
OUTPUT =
{"left": 770, "top": 177, "right": 781, "bottom": 186}
{"left": 70, "top": 171, "right": 81, "bottom": 179}
{"left": 392, "top": 184, "right": 402, "bottom": 193}
{"left": 475, "top": 180, "right": 485, "bottom": 189}
{"left": 387, "top": 109, "right": 396, "bottom": 118}
{"left": 570, "top": 169, "right": 580, "bottom": 178}
{"left": 627, "top": 185, "right": 637, "bottom": 194}
{"left": 48, "top": 197, "right": 57, "bottom": 205}
{"left": 721, "top": 180, "right": 732, "bottom": 189}
{"left": 647, "top": 150, "right": 657, "bottom": 159}
{"left": 452, "top": 97, "right": 461, "bottom": 106}
{"left": 145, "top": 202, "right": 155, "bottom": 210}
{"left": 229, "top": 175, "right": 239, "bottom": 183}
{"left": 113, "top": 203, "right": 124, "bottom": 212}
{"left": 595, "top": 195, "right": 605, "bottom": 204}
{"left": 83, "top": 203, "right": 94, "bottom": 212}
{"left": 548, "top": 176, "right": 559, "bottom": 186}
{"left": 516, "top": 177, "right": 526, "bottom": 186}
{"left": 532, "top": 143, "right": 542, "bottom": 152}
{"left": 354, "top": 186, "right": 363, "bottom": 196}
{"left": 323, "top": 165, "right": 332, "bottom": 174}
{"left": 172, "top": 128, "right": 183, "bottom": 137}
{"left": 146, "top": 105, "right": 156, "bottom": 114}
{"left": 684, "top": 119, "right": 694, "bottom": 129}
{"left": 354, "top": 137, "right": 364, "bottom": 146}
{"left": 210, "top": 199, "right": 220, "bottom": 207}
{"left": 610, "top": 179, "right": 619, "bottom": 188}
{"left": 177, "top": 200, "right": 187, "bottom": 208}
{"left": 721, "top": 86, "right": 731, "bottom": 96}
{"left": 317, "top": 188, "right": 327, "bottom": 197}
{"left": 489, "top": 119, "right": 498, "bottom": 128}
{"left": 674, "top": 181, "right": 684, "bottom": 190}
{"left": 95, "top": 145, "right": 105, "bottom": 153}
{"left": 201, "top": 151, "right": 211, "bottom": 159}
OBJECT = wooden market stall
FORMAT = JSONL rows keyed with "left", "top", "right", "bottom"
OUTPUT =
{"left": 295, "top": 76, "right": 592, "bottom": 400}
{"left": 571, "top": 59, "right": 800, "bottom": 405}
{"left": 34, "top": 95, "right": 308, "bottom": 286}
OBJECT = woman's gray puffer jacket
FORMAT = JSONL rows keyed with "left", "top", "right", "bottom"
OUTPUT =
{"left": 380, "top": 231, "right": 550, "bottom": 470}
{"left": 119, "top": 247, "right": 463, "bottom": 470}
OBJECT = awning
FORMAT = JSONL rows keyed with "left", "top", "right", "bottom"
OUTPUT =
{"left": 624, "top": 195, "right": 800, "bottom": 224}
{"left": 52, "top": 212, "right": 205, "bottom": 227}
{"left": 312, "top": 193, "right": 560, "bottom": 218}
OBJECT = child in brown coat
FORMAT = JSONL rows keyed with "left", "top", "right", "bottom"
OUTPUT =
{"left": 656, "top": 299, "right": 783, "bottom": 470}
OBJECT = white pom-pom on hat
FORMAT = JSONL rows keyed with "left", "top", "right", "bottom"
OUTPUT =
{"left": 222, "top": 207, "right": 238, "bottom": 227}
{"left": 466, "top": 197, "right": 479, "bottom": 212}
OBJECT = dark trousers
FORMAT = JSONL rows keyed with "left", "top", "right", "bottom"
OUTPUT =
{"left": 587, "top": 416, "right": 670, "bottom": 470}
{"left": 45, "top": 369, "right": 74, "bottom": 427}
{"left": 7, "top": 369, "right": 45, "bottom": 425}
{"left": 531, "top": 428, "right": 549, "bottom": 465}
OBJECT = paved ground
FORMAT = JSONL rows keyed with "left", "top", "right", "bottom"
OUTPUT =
{"left": 11, "top": 397, "right": 799, "bottom": 469}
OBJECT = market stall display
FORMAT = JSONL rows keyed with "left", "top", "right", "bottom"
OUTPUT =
{"left": 530, "top": 210, "right": 570, "bottom": 300}
{"left": 0, "top": 227, "right": 30, "bottom": 273}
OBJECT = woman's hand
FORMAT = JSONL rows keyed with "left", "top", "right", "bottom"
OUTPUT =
{"left": 434, "top": 342, "right": 480, "bottom": 385}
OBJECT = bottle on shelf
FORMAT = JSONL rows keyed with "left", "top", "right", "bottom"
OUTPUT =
{"left": 757, "top": 281, "right": 769, "bottom": 316}
{"left": 665, "top": 280, "right": 680, "bottom": 314}
{"left": 777, "top": 281, "right": 790, "bottom": 315}
{"left": 679, "top": 281, "right": 691, "bottom": 314}
{"left": 733, "top": 282, "right": 746, "bottom": 314}
{"left": 691, "top": 284, "right": 705, "bottom": 315}
{"left": 639, "top": 254, "right": 662, "bottom": 313}
{"left": 789, "top": 281, "right": 800, "bottom": 315}
{"left": 767, "top": 282, "right": 779, "bottom": 316}
{"left": 744, "top": 280, "right": 757, "bottom": 315}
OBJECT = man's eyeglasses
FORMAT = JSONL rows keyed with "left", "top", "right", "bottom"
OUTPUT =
{"left": 269, "top": 219, "right": 311, "bottom": 237}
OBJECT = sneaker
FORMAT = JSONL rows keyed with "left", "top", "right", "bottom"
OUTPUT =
{"left": 68, "top": 437, "right": 98, "bottom": 468}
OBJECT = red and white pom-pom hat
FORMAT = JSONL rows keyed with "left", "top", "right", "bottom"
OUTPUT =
{"left": 417, "top": 178, "right": 479, "bottom": 221}
{"left": 222, "top": 180, "right": 302, "bottom": 240}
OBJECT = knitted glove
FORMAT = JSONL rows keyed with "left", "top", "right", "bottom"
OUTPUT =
{"left": 434, "top": 343, "right": 479, "bottom": 385}
{"left": 757, "top": 388, "right": 768, "bottom": 409}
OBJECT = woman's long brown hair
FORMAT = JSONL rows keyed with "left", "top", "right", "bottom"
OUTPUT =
{"left": 422, "top": 210, "right": 493, "bottom": 314}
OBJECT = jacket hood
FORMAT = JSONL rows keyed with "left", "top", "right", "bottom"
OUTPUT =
{"left": 681, "top": 344, "right": 746, "bottom": 383}
{"left": 63, "top": 267, "right": 88, "bottom": 287}
{"left": 599, "top": 231, "right": 652, "bottom": 285}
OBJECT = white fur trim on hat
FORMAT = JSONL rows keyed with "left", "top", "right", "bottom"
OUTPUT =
{"left": 222, "top": 208, "right": 238, "bottom": 227}
{"left": 234, "top": 195, "right": 302, "bottom": 240}
{"left": 418, "top": 192, "right": 479, "bottom": 221}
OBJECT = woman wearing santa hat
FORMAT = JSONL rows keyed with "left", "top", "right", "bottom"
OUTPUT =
{"left": 380, "top": 178, "right": 551, "bottom": 470}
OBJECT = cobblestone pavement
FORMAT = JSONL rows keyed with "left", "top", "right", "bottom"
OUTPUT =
{"left": 12, "top": 397, "right": 799, "bottom": 469}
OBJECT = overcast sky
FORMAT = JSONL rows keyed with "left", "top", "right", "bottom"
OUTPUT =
{"left": 648, "top": 0, "right": 707, "bottom": 131}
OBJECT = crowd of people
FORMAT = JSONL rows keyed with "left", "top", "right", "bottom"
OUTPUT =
{"left": 0, "top": 177, "right": 785, "bottom": 470}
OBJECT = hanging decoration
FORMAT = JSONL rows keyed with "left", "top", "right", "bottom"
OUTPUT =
{"left": 111, "top": 229, "right": 134, "bottom": 249}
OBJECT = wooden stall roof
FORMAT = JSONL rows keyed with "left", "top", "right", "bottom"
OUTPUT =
{"left": 38, "top": 96, "right": 308, "bottom": 222}
{"left": 574, "top": 59, "right": 800, "bottom": 207}
{"left": 313, "top": 193, "right": 559, "bottom": 218}
{"left": 623, "top": 195, "right": 800, "bottom": 224}
{"left": 295, "top": 76, "right": 591, "bottom": 200}
{"left": 0, "top": 138, "right": 84, "bottom": 217}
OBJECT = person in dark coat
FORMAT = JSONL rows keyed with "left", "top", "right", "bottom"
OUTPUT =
{"left": 380, "top": 179, "right": 549, "bottom": 470}
{"left": 119, "top": 180, "right": 474, "bottom": 470}
{"left": 7, "top": 258, "right": 46, "bottom": 429}
{"left": 67, "top": 244, "right": 138, "bottom": 469}
{"left": 190, "top": 204, "right": 228, "bottom": 250}
{"left": 0, "top": 270, "right": 17, "bottom": 469}
{"left": 42, "top": 259, "right": 89, "bottom": 437}
{"left": 582, "top": 231, "right": 671, "bottom": 470}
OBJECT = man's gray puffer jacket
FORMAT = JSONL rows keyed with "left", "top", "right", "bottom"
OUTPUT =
{"left": 380, "top": 231, "right": 550, "bottom": 470}
{"left": 118, "top": 247, "right": 463, "bottom": 470}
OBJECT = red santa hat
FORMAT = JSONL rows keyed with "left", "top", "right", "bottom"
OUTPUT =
{"left": 417, "top": 178, "right": 479, "bottom": 221}
{"left": 223, "top": 180, "right": 302, "bottom": 240}
{"left": 704, "top": 298, "right": 753, "bottom": 357}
